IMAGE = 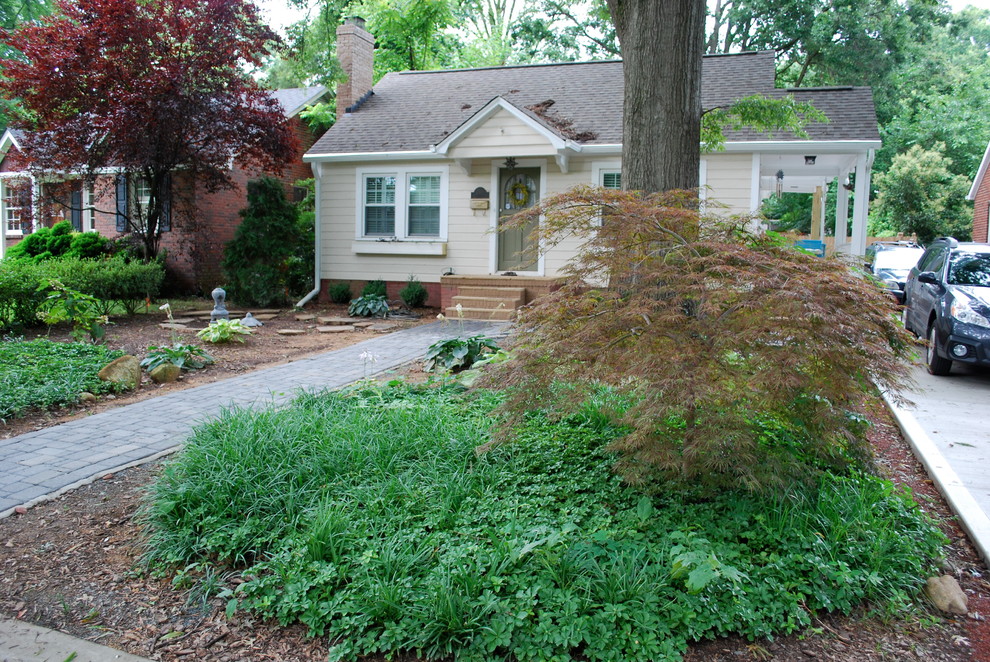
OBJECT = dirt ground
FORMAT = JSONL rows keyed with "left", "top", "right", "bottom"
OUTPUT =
{"left": 1, "top": 308, "right": 989, "bottom": 661}
{"left": 1, "top": 299, "right": 431, "bottom": 440}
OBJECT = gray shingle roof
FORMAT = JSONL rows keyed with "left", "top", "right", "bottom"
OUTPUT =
{"left": 308, "top": 51, "right": 879, "bottom": 156}
{"left": 270, "top": 86, "right": 328, "bottom": 118}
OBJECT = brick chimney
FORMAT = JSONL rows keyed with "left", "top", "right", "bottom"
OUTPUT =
{"left": 336, "top": 16, "right": 374, "bottom": 121}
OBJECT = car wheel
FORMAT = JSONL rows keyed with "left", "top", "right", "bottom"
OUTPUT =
{"left": 926, "top": 322, "right": 953, "bottom": 376}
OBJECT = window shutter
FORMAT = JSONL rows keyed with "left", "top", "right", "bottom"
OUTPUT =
{"left": 160, "top": 174, "right": 171, "bottom": 232}
{"left": 115, "top": 175, "right": 128, "bottom": 232}
{"left": 70, "top": 189, "right": 82, "bottom": 231}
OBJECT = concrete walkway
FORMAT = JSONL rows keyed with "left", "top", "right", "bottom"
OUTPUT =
{"left": 885, "top": 361, "right": 990, "bottom": 564}
{"left": 0, "top": 320, "right": 507, "bottom": 518}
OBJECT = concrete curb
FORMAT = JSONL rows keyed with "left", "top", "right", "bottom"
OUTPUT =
{"left": 883, "top": 391, "right": 990, "bottom": 564}
{"left": 0, "top": 618, "right": 154, "bottom": 661}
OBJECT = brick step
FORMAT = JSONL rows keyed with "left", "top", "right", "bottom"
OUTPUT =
{"left": 445, "top": 306, "right": 516, "bottom": 321}
{"left": 455, "top": 286, "right": 526, "bottom": 299}
{"left": 450, "top": 295, "right": 523, "bottom": 310}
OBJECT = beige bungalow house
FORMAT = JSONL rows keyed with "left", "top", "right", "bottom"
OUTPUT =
{"left": 302, "top": 18, "right": 880, "bottom": 317}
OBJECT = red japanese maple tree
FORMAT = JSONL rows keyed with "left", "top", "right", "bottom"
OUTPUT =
{"left": 0, "top": 0, "right": 298, "bottom": 258}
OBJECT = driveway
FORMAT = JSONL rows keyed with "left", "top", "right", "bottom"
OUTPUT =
{"left": 900, "top": 359, "right": 990, "bottom": 523}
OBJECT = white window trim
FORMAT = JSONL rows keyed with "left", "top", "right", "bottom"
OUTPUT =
{"left": 592, "top": 160, "right": 622, "bottom": 190}
{"left": 83, "top": 183, "right": 96, "bottom": 232}
{"left": 354, "top": 165, "right": 449, "bottom": 243}
{"left": 1, "top": 178, "right": 26, "bottom": 237}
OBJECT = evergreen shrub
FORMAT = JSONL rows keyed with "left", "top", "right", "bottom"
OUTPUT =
{"left": 222, "top": 177, "right": 301, "bottom": 307}
{"left": 327, "top": 281, "right": 352, "bottom": 304}
{"left": 361, "top": 279, "right": 387, "bottom": 298}
{"left": 399, "top": 275, "right": 429, "bottom": 308}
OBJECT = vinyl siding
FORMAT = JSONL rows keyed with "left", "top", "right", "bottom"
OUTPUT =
{"left": 448, "top": 108, "right": 556, "bottom": 159}
{"left": 320, "top": 152, "right": 760, "bottom": 281}
{"left": 704, "top": 153, "right": 755, "bottom": 215}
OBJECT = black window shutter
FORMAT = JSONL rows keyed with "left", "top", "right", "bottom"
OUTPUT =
{"left": 70, "top": 189, "right": 82, "bottom": 231}
{"left": 115, "top": 175, "right": 128, "bottom": 232}
{"left": 160, "top": 174, "right": 171, "bottom": 232}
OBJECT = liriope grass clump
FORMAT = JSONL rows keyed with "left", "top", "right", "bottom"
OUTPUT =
{"left": 142, "top": 383, "right": 946, "bottom": 662}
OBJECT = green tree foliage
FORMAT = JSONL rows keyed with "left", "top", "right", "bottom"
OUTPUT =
{"left": 706, "top": 0, "right": 941, "bottom": 123}
{"left": 878, "top": 8, "right": 990, "bottom": 178}
{"left": 486, "top": 187, "right": 912, "bottom": 492}
{"left": 222, "top": 177, "right": 302, "bottom": 307}
{"left": 872, "top": 144, "right": 972, "bottom": 244}
{"left": 511, "top": 0, "right": 618, "bottom": 62}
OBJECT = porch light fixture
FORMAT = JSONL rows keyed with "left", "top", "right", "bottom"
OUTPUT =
{"left": 804, "top": 155, "right": 817, "bottom": 165}
{"left": 503, "top": 157, "right": 517, "bottom": 171}
{"left": 775, "top": 170, "right": 784, "bottom": 197}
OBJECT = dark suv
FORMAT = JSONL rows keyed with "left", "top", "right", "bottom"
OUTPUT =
{"left": 903, "top": 237, "right": 990, "bottom": 375}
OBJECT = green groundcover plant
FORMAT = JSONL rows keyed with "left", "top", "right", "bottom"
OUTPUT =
{"left": 142, "top": 384, "right": 945, "bottom": 662}
{"left": 0, "top": 338, "right": 123, "bottom": 419}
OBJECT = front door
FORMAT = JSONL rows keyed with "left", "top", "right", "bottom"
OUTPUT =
{"left": 497, "top": 167, "right": 539, "bottom": 272}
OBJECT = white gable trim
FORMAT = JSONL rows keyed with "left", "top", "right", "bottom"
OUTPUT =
{"left": 968, "top": 140, "right": 990, "bottom": 200}
{"left": 0, "top": 129, "right": 21, "bottom": 162}
{"left": 431, "top": 97, "right": 581, "bottom": 156}
{"left": 280, "top": 86, "right": 329, "bottom": 118}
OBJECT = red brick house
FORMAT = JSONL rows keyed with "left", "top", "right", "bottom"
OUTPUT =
{"left": 0, "top": 86, "right": 327, "bottom": 292}
{"left": 967, "top": 140, "right": 990, "bottom": 243}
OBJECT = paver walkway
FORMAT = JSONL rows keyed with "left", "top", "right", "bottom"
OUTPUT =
{"left": 0, "top": 320, "right": 507, "bottom": 517}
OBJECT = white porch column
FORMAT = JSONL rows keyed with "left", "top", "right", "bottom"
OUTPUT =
{"left": 834, "top": 171, "right": 850, "bottom": 254}
{"left": 749, "top": 153, "right": 761, "bottom": 211}
{"left": 0, "top": 181, "right": 5, "bottom": 261}
{"left": 851, "top": 151, "right": 874, "bottom": 256}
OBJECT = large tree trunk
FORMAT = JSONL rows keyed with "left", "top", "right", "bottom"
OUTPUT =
{"left": 606, "top": 0, "right": 706, "bottom": 193}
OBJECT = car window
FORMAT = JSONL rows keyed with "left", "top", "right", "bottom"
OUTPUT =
{"left": 916, "top": 247, "right": 944, "bottom": 272}
{"left": 874, "top": 248, "right": 923, "bottom": 270}
{"left": 948, "top": 252, "right": 990, "bottom": 286}
{"left": 928, "top": 250, "right": 949, "bottom": 277}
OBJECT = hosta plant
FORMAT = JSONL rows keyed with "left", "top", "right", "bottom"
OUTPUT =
{"left": 348, "top": 294, "right": 390, "bottom": 318}
{"left": 141, "top": 343, "right": 214, "bottom": 371}
{"left": 196, "top": 319, "right": 252, "bottom": 344}
{"left": 424, "top": 335, "right": 499, "bottom": 373}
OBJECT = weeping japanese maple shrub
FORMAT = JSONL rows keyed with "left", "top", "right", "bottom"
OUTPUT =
{"left": 485, "top": 186, "right": 912, "bottom": 493}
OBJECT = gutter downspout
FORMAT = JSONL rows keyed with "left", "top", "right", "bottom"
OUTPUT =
{"left": 295, "top": 161, "right": 323, "bottom": 308}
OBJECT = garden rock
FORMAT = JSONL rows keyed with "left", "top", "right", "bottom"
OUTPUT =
{"left": 149, "top": 363, "right": 181, "bottom": 384}
{"left": 925, "top": 575, "right": 968, "bottom": 614}
{"left": 97, "top": 355, "right": 141, "bottom": 390}
{"left": 277, "top": 329, "right": 307, "bottom": 336}
{"left": 295, "top": 314, "right": 316, "bottom": 321}
{"left": 159, "top": 323, "right": 187, "bottom": 330}
{"left": 79, "top": 392, "right": 97, "bottom": 403}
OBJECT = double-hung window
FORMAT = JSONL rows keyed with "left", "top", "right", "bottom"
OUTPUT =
{"left": 1, "top": 179, "right": 28, "bottom": 235}
{"left": 359, "top": 167, "right": 447, "bottom": 241}
{"left": 601, "top": 170, "right": 621, "bottom": 190}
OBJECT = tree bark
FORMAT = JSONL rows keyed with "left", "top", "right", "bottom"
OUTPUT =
{"left": 605, "top": 0, "right": 706, "bottom": 193}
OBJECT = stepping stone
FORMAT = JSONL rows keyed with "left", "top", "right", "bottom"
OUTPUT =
{"left": 252, "top": 313, "right": 278, "bottom": 321}
{"left": 317, "top": 325, "right": 355, "bottom": 333}
{"left": 369, "top": 323, "right": 398, "bottom": 332}
{"left": 317, "top": 316, "right": 359, "bottom": 325}
{"left": 295, "top": 314, "right": 316, "bottom": 321}
{"left": 176, "top": 327, "right": 206, "bottom": 333}
{"left": 168, "top": 317, "right": 196, "bottom": 324}
{"left": 352, "top": 321, "right": 374, "bottom": 329}
{"left": 277, "top": 329, "right": 307, "bottom": 336}
{"left": 185, "top": 309, "right": 215, "bottom": 316}
{"left": 159, "top": 323, "right": 188, "bottom": 330}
